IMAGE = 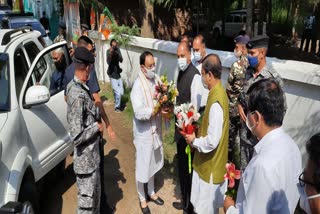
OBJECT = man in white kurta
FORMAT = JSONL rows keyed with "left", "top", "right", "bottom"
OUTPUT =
{"left": 130, "top": 51, "right": 164, "bottom": 213}
{"left": 224, "top": 78, "right": 302, "bottom": 214}
{"left": 185, "top": 54, "right": 229, "bottom": 214}
{"left": 192, "top": 34, "right": 209, "bottom": 108}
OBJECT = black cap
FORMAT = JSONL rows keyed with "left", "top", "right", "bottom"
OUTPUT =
{"left": 246, "top": 35, "right": 269, "bottom": 49}
{"left": 74, "top": 47, "right": 95, "bottom": 64}
{"left": 59, "top": 22, "right": 66, "bottom": 29}
{"left": 234, "top": 35, "right": 250, "bottom": 44}
{"left": 81, "top": 23, "right": 89, "bottom": 30}
{"left": 78, "top": 35, "right": 93, "bottom": 45}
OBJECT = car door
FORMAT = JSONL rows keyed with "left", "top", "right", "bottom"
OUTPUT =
{"left": 19, "top": 42, "right": 72, "bottom": 178}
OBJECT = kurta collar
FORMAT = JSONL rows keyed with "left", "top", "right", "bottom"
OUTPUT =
{"left": 254, "top": 127, "right": 284, "bottom": 155}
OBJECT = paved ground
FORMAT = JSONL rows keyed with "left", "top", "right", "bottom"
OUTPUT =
{"left": 40, "top": 100, "right": 183, "bottom": 214}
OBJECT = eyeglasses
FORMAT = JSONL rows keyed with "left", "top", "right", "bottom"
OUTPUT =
{"left": 299, "top": 171, "right": 317, "bottom": 187}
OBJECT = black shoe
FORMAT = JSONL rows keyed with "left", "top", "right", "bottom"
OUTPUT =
{"left": 149, "top": 196, "right": 164, "bottom": 205}
{"left": 140, "top": 205, "right": 151, "bottom": 214}
{"left": 172, "top": 201, "right": 184, "bottom": 210}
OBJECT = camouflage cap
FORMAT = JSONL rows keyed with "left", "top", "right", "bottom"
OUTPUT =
{"left": 74, "top": 47, "right": 95, "bottom": 64}
{"left": 246, "top": 35, "right": 269, "bottom": 49}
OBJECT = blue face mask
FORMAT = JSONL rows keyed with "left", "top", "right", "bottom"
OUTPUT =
{"left": 248, "top": 55, "right": 259, "bottom": 68}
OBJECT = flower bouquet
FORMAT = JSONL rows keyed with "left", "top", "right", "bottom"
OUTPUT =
{"left": 153, "top": 75, "right": 178, "bottom": 119}
{"left": 224, "top": 163, "right": 241, "bottom": 200}
{"left": 174, "top": 103, "right": 201, "bottom": 173}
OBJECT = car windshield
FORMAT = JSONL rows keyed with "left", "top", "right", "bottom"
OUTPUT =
{"left": 11, "top": 21, "right": 46, "bottom": 37}
{"left": 0, "top": 53, "right": 9, "bottom": 111}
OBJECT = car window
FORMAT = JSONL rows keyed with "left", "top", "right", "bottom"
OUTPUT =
{"left": 24, "top": 42, "right": 40, "bottom": 64}
{"left": 25, "top": 46, "right": 69, "bottom": 97}
{"left": 0, "top": 53, "right": 9, "bottom": 111}
{"left": 234, "top": 15, "right": 241, "bottom": 23}
{"left": 242, "top": 15, "right": 247, "bottom": 23}
{"left": 14, "top": 48, "right": 29, "bottom": 99}
{"left": 226, "top": 15, "right": 233, "bottom": 22}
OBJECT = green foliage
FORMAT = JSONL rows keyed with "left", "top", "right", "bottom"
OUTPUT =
{"left": 110, "top": 24, "right": 141, "bottom": 47}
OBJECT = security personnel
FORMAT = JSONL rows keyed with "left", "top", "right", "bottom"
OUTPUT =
{"left": 226, "top": 35, "right": 250, "bottom": 169}
{"left": 66, "top": 47, "right": 102, "bottom": 214}
{"left": 237, "top": 36, "right": 284, "bottom": 170}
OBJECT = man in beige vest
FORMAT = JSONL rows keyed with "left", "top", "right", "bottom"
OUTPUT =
{"left": 185, "top": 54, "right": 229, "bottom": 214}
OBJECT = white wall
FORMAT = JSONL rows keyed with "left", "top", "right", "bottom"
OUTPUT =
{"left": 92, "top": 35, "right": 320, "bottom": 165}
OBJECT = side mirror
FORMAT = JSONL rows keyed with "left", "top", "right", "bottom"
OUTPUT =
{"left": 25, "top": 85, "right": 50, "bottom": 107}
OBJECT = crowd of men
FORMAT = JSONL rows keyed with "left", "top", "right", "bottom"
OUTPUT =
{"left": 54, "top": 23, "right": 320, "bottom": 213}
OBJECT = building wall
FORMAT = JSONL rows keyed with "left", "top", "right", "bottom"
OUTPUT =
{"left": 92, "top": 35, "right": 320, "bottom": 166}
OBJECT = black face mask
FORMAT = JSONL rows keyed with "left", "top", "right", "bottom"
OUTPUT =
{"left": 54, "top": 57, "right": 67, "bottom": 72}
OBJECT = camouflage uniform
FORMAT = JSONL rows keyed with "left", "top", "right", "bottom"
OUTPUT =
{"left": 238, "top": 65, "right": 284, "bottom": 170}
{"left": 226, "top": 54, "right": 249, "bottom": 169}
{"left": 54, "top": 34, "right": 66, "bottom": 43}
{"left": 66, "top": 77, "right": 101, "bottom": 214}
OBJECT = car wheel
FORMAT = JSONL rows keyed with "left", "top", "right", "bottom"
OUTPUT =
{"left": 18, "top": 180, "right": 39, "bottom": 214}
{"left": 213, "top": 28, "right": 220, "bottom": 39}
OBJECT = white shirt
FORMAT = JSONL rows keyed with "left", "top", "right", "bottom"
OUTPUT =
{"left": 227, "top": 127, "right": 302, "bottom": 214}
{"left": 191, "top": 59, "right": 209, "bottom": 107}
{"left": 192, "top": 103, "right": 223, "bottom": 153}
{"left": 190, "top": 74, "right": 203, "bottom": 111}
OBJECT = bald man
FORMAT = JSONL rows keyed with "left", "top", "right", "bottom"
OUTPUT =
{"left": 192, "top": 34, "right": 209, "bottom": 109}
{"left": 173, "top": 42, "right": 203, "bottom": 213}
{"left": 185, "top": 54, "right": 229, "bottom": 214}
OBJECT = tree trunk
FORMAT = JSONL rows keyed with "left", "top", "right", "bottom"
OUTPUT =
{"left": 258, "top": 0, "right": 267, "bottom": 35}
{"left": 246, "top": 0, "right": 254, "bottom": 37}
{"left": 291, "top": 0, "right": 300, "bottom": 38}
{"left": 238, "top": 0, "right": 243, "bottom": 9}
{"left": 268, "top": 0, "right": 272, "bottom": 24}
{"left": 139, "top": 0, "right": 154, "bottom": 38}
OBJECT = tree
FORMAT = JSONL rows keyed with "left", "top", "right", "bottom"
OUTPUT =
{"left": 246, "top": 0, "right": 254, "bottom": 36}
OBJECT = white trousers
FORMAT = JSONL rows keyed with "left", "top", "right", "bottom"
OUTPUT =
{"left": 136, "top": 175, "right": 156, "bottom": 202}
{"left": 191, "top": 170, "right": 227, "bottom": 214}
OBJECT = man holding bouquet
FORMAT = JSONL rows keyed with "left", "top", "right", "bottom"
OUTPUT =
{"left": 185, "top": 54, "right": 229, "bottom": 214}
{"left": 130, "top": 51, "right": 165, "bottom": 214}
{"left": 173, "top": 42, "right": 203, "bottom": 213}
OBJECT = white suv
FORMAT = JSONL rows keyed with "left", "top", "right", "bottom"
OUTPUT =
{"left": 212, "top": 9, "right": 266, "bottom": 38}
{"left": 0, "top": 27, "right": 72, "bottom": 212}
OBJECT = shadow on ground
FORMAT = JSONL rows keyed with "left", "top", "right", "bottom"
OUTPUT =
{"left": 40, "top": 161, "right": 76, "bottom": 214}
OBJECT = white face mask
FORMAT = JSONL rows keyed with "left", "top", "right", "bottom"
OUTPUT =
{"left": 297, "top": 183, "right": 320, "bottom": 214}
{"left": 246, "top": 112, "right": 257, "bottom": 132}
{"left": 194, "top": 51, "right": 201, "bottom": 61}
{"left": 234, "top": 49, "right": 242, "bottom": 58}
{"left": 201, "top": 76, "right": 208, "bottom": 89}
{"left": 178, "top": 57, "right": 188, "bottom": 71}
{"left": 144, "top": 67, "right": 155, "bottom": 79}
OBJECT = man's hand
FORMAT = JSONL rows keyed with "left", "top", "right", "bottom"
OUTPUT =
{"left": 224, "top": 196, "right": 235, "bottom": 212}
{"left": 106, "top": 125, "right": 116, "bottom": 140}
{"left": 69, "top": 48, "right": 74, "bottom": 57}
{"left": 237, "top": 104, "right": 246, "bottom": 122}
{"left": 97, "top": 122, "right": 104, "bottom": 132}
{"left": 185, "top": 132, "right": 196, "bottom": 145}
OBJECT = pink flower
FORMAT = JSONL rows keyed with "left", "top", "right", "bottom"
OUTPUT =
{"left": 153, "top": 92, "right": 159, "bottom": 99}
{"left": 177, "top": 112, "right": 183, "bottom": 120}
{"left": 224, "top": 163, "right": 241, "bottom": 188}
{"left": 155, "top": 85, "right": 160, "bottom": 91}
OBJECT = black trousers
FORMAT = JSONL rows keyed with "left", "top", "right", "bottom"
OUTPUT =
{"left": 99, "top": 136, "right": 113, "bottom": 214}
{"left": 176, "top": 133, "right": 194, "bottom": 214}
